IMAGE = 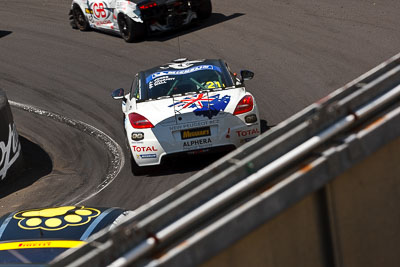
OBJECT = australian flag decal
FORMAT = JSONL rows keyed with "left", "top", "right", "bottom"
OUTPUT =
{"left": 169, "top": 93, "right": 231, "bottom": 119}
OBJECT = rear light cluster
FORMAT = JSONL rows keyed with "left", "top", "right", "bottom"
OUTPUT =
{"left": 138, "top": 2, "right": 157, "bottom": 10}
{"left": 129, "top": 113, "right": 154, "bottom": 129}
{"left": 233, "top": 95, "right": 254, "bottom": 115}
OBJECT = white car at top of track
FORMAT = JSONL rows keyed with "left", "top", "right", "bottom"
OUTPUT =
{"left": 112, "top": 58, "right": 261, "bottom": 172}
{"left": 69, "top": 0, "right": 212, "bottom": 42}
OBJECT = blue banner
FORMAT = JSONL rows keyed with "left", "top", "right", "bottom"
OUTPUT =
{"left": 146, "top": 65, "right": 222, "bottom": 83}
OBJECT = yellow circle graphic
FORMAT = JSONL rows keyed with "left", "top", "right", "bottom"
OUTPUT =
{"left": 21, "top": 211, "right": 38, "bottom": 217}
{"left": 75, "top": 209, "right": 92, "bottom": 216}
{"left": 65, "top": 215, "right": 82, "bottom": 223}
{"left": 45, "top": 218, "right": 62, "bottom": 228}
{"left": 21, "top": 206, "right": 76, "bottom": 218}
{"left": 26, "top": 218, "right": 42, "bottom": 227}
{"left": 14, "top": 206, "right": 101, "bottom": 231}
{"left": 40, "top": 207, "right": 75, "bottom": 217}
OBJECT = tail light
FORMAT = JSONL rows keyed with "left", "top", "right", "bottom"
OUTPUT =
{"left": 129, "top": 113, "right": 154, "bottom": 128}
{"left": 233, "top": 95, "right": 254, "bottom": 115}
{"left": 138, "top": 2, "right": 157, "bottom": 10}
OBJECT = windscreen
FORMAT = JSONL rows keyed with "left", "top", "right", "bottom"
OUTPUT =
{"left": 144, "top": 64, "right": 233, "bottom": 99}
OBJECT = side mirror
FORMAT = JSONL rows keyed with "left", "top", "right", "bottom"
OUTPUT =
{"left": 240, "top": 70, "right": 254, "bottom": 83}
{"left": 111, "top": 88, "right": 125, "bottom": 100}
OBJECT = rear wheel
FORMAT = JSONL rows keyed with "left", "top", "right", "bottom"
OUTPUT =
{"left": 130, "top": 153, "right": 158, "bottom": 176}
{"left": 130, "top": 153, "right": 140, "bottom": 175}
{"left": 118, "top": 15, "right": 146, "bottom": 43}
{"left": 72, "top": 5, "right": 90, "bottom": 31}
{"left": 125, "top": 138, "right": 150, "bottom": 176}
{"left": 197, "top": 0, "right": 212, "bottom": 19}
{"left": 69, "top": 10, "right": 78, "bottom": 29}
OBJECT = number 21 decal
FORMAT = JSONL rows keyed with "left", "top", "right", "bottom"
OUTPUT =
{"left": 205, "top": 81, "right": 225, "bottom": 89}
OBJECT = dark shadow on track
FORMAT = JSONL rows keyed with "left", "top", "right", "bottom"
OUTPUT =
{"left": 0, "top": 136, "right": 52, "bottom": 198}
{"left": 135, "top": 152, "right": 227, "bottom": 177}
{"left": 261, "top": 119, "right": 273, "bottom": 133}
{"left": 87, "top": 13, "right": 244, "bottom": 42}
{"left": 0, "top": 31, "right": 12, "bottom": 38}
{"left": 146, "top": 13, "right": 245, "bottom": 42}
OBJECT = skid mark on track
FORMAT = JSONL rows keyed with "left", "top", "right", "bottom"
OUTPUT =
{"left": 9, "top": 100, "right": 124, "bottom": 205}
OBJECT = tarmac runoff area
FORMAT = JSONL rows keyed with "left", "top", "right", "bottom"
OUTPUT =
{"left": 0, "top": 100, "right": 124, "bottom": 216}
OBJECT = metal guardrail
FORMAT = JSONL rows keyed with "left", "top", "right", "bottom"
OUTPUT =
{"left": 146, "top": 104, "right": 400, "bottom": 267}
{"left": 52, "top": 53, "right": 400, "bottom": 267}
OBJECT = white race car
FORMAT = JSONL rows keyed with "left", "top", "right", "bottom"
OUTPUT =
{"left": 69, "top": 0, "right": 212, "bottom": 42}
{"left": 112, "top": 59, "right": 261, "bottom": 172}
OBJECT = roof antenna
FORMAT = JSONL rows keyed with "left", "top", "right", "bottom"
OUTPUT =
{"left": 177, "top": 36, "right": 182, "bottom": 58}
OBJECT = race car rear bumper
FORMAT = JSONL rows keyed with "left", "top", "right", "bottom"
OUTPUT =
{"left": 160, "top": 144, "right": 236, "bottom": 164}
{"left": 140, "top": 0, "right": 199, "bottom": 31}
{"left": 127, "top": 121, "right": 260, "bottom": 167}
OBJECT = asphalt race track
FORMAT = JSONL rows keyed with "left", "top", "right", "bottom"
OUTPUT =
{"left": 0, "top": 0, "right": 399, "bottom": 216}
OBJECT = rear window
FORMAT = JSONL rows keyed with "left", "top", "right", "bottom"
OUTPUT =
{"left": 143, "top": 64, "right": 234, "bottom": 100}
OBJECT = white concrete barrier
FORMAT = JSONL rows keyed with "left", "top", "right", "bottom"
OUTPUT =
{"left": 0, "top": 89, "right": 23, "bottom": 181}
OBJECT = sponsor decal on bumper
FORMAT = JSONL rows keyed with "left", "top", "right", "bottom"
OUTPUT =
{"left": 181, "top": 127, "right": 210, "bottom": 140}
{"left": 132, "top": 146, "right": 157, "bottom": 152}
{"left": 183, "top": 137, "right": 212, "bottom": 149}
{"left": 139, "top": 154, "right": 157, "bottom": 159}
{"left": 236, "top": 128, "right": 260, "bottom": 137}
{"left": 169, "top": 119, "right": 219, "bottom": 131}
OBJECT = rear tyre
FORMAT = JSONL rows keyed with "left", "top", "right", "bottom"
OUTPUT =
{"left": 130, "top": 154, "right": 155, "bottom": 176}
{"left": 118, "top": 15, "right": 146, "bottom": 43}
{"left": 197, "top": 0, "right": 212, "bottom": 19}
{"left": 130, "top": 154, "right": 143, "bottom": 176}
{"left": 72, "top": 5, "right": 90, "bottom": 31}
{"left": 125, "top": 138, "right": 149, "bottom": 176}
{"left": 69, "top": 10, "right": 78, "bottom": 29}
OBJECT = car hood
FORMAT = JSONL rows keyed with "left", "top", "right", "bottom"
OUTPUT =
{"left": 0, "top": 206, "right": 126, "bottom": 242}
{"left": 0, "top": 206, "right": 128, "bottom": 264}
{"left": 0, "top": 240, "right": 80, "bottom": 265}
